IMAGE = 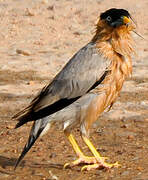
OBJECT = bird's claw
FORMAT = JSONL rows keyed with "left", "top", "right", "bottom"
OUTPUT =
{"left": 99, "top": 160, "right": 121, "bottom": 169}
{"left": 64, "top": 156, "right": 98, "bottom": 169}
{"left": 64, "top": 162, "right": 70, "bottom": 169}
{"left": 81, "top": 161, "right": 121, "bottom": 171}
{"left": 81, "top": 164, "right": 100, "bottom": 171}
{"left": 64, "top": 154, "right": 121, "bottom": 171}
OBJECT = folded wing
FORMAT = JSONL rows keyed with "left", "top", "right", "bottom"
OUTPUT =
{"left": 13, "top": 42, "right": 110, "bottom": 128}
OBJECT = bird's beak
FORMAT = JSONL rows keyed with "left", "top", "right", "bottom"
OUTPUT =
{"left": 123, "top": 16, "right": 131, "bottom": 24}
{"left": 110, "top": 16, "right": 131, "bottom": 28}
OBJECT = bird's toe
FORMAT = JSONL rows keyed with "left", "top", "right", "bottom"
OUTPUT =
{"left": 81, "top": 161, "right": 121, "bottom": 171}
{"left": 64, "top": 156, "right": 97, "bottom": 169}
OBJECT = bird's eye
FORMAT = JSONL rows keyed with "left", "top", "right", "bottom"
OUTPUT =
{"left": 106, "top": 16, "right": 112, "bottom": 22}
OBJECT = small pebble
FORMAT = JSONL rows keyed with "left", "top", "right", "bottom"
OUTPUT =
{"left": 137, "top": 166, "right": 143, "bottom": 171}
{"left": 121, "top": 124, "right": 127, "bottom": 128}
{"left": 16, "top": 49, "right": 31, "bottom": 56}
{"left": 26, "top": 8, "right": 35, "bottom": 16}
{"left": 6, "top": 125, "right": 14, "bottom": 129}
{"left": 27, "top": 81, "right": 35, "bottom": 86}
{"left": 127, "top": 135, "right": 134, "bottom": 140}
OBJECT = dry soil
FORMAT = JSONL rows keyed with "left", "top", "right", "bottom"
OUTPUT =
{"left": 0, "top": 0, "right": 148, "bottom": 180}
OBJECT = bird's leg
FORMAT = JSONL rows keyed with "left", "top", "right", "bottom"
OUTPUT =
{"left": 81, "top": 135, "right": 120, "bottom": 171}
{"left": 64, "top": 131, "right": 97, "bottom": 168}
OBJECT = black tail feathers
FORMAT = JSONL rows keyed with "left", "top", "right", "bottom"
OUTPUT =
{"left": 14, "top": 118, "right": 49, "bottom": 170}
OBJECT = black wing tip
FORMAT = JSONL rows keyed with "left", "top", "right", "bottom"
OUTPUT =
{"left": 14, "top": 131, "right": 40, "bottom": 170}
{"left": 14, "top": 146, "right": 30, "bottom": 170}
{"left": 14, "top": 153, "right": 26, "bottom": 170}
{"left": 15, "top": 122, "right": 22, "bottom": 129}
{"left": 14, "top": 160, "right": 19, "bottom": 170}
{"left": 14, "top": 114, "right": 33, "bottom": 129}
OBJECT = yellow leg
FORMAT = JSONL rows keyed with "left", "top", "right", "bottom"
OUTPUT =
{"left": 64, "top": 131, "right": 83, "bottom": 157}
{"left": 64, "top": 131, "right": 97, "bottom": 168}
{"left": 81, "top": 136, "right": 120, "bottom": 171}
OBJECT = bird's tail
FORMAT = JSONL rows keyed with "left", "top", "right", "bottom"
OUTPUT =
{"left": 14, "top": 117, "right": 50, "bottom": 170}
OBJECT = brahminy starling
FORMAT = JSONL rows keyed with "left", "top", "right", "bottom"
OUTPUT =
{"left": 13, "top": 8, "right": 136, "bottom": 171}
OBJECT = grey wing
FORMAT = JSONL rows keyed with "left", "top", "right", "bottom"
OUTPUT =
{"left": 34, "top": 42, "right": 110, "bottom": 110}
{"left": 14, "top": 42, "right": 110, "bottom": 127}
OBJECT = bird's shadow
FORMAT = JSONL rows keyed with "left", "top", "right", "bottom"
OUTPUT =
{"left": 0, "top": 155, "right": 64, "bottom": 173}
{"left": 0, "top": 156, "right": 18, "bottom": 169}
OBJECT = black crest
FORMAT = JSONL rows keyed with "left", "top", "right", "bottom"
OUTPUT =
{"left": 100, "top": 8, "right": 131, "bottom": 28}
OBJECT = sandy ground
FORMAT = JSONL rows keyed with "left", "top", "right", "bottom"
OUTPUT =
{"left": 0, "top": 0, "right": 148, "bottom": 179}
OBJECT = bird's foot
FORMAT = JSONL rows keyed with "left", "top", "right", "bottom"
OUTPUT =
{"left": 80, "top": 136, "right": 121, "bottom": 171}
{"left": 81, "top": 160, "right": 120, "bottom": 171}
{"left": 64, "top": 156, "right": 106, "bottom": 169}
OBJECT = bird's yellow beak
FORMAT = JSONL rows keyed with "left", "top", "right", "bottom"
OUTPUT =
{"left": 123, "top": 16, "right": 130, "bottom": 24}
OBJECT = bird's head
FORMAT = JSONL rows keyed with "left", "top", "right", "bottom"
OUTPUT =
{"left": 92, "top": 8, "right": 137, "bottom": 57}
{"left": 100, "top": 8, "right": 131, "bottom": 28}
{"left": 92, "top": 8, "right": 136, "bottom": 42}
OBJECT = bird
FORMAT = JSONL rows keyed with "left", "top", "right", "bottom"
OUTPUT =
{"left": 13, "top": 8, "right": 136, "bottom": 171}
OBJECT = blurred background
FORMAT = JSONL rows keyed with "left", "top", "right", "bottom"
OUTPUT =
{"left": 0, "top": 0, "right": 148, "bottom": 179}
